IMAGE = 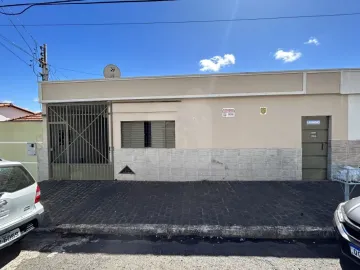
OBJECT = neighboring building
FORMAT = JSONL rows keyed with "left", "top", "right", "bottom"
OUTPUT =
{"left": 38, "top": 69, "right": 360, "bottom": 182}
{"left": 0, "top": 103, "right": 34, "bottom": 121}
{"left": 9, "top": 112, "right": 42, "bottom": 122}
{"left": 0, "top": 113, "right": 42, "bottom": 180}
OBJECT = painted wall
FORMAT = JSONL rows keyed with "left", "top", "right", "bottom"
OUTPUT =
{"left": 0, "top": 107, "right": 30, "bottom": 121}
{"left": 41, "top": 71, "right": 342, "bottom": 102}
{"left": 331, "top": 93, "right": 360, "bottom": 171}
{"left": 306, "top": 72, "right": 341, "bottom": 94}
{"left": 112, "top": 94, "right": 348, "bottom": 150}
{"left": 0, "top": 122, "right": 42, "bottom": 180}
{"left": 341, "top": 71, "right": 360, "bottom": 94}
{"left": 348, "top": 95, "right": 360, "bottom": 140}
{"left": 37, "top": 108, "right": 49, "bottom": 182}
{"left": 39, "top": 69, "right": 352, "bottom": 181}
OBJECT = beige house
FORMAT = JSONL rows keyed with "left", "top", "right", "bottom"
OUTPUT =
{"left": 0, "top": 113, "right": 42, "bottom": 180}
{"left": 38, "top": 69, "right": 360, "bottom": 182}
{"left": 0, "top": 103, "right": 34, "bottom": 121}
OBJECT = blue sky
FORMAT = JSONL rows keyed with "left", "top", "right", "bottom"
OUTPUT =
{"left": 0, "top": 0, "right": 360, "bottom": 111}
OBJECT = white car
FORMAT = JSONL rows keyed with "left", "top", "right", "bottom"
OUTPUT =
{"left": 0, "top": 159, "right": 44, "bottom": 249}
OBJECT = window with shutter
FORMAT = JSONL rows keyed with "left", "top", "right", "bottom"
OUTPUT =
{"left": 121, "top": 121, "right": 145, "bottom": 148}
{"left": 165, "top": 121, "right": 175, "bottom": 148}
{"left": 151, "top": 121, "right": 165, "bottom": 148}
{"left": 121, "top": 121, "right": 175, "bottom": 148}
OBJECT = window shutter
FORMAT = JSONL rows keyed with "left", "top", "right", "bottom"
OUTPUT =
{"left": 151, "top": 121, "right": 165, "bottom": 148}
{"left": 165, "top": 121, "right": 175, "bottom": 148}
{"left": 121, "top": 121, "right": 175, "bottom": 148}
{"left": 121, "top": 122, "right": 145, "bottom": 148}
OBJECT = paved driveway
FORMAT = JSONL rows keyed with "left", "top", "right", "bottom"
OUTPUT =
{"left": 38, "top": 180, "right": 360, "bottom": 228}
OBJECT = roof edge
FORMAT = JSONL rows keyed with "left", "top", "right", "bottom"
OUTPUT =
{"left": 0, "top": 103, "right": 35, "bottom": 114}
{"left": 7, "top": 112, "right": 42, "bottom": 122}
{"left": 39, "top": 68, "right": 360, "bottom": 84}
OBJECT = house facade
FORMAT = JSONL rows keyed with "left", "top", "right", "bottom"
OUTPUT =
{"left": 37, "top": 69, "right": 360, "bottom": 182}
{"left": 0, "top": 113, "right": 42, "bottom": 180}
{"left": 0, "top": 103, "right": 34, "bottom": 121}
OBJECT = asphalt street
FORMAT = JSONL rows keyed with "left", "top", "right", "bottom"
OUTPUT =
{"left": 0, "top": 233, "right": 355, "bottom": 270}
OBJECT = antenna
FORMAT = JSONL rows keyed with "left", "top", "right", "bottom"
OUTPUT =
{"left": 103, "top": 64, "right": 121, "bottom": 79}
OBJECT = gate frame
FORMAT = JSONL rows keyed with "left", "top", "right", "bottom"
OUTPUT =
{"left": 46, "top": 102, "right": 114, "bottom": 180}
{"left": 48, "top": 121, "right": 69, "bottom": 179}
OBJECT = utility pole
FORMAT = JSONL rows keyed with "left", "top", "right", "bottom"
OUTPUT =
{"left": 39, "top": 44, "right": 48, "bottom": 81}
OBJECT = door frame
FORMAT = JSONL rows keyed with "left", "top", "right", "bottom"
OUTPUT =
{"left": 301, "top": 115, "right": 331, "bottom": 180}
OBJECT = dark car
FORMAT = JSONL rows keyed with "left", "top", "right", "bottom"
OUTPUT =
{"left": 334, "top": 197, "right": 360, "bottom": 266}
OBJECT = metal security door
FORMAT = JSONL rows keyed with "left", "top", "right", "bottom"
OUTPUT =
{"left": 302, "top": 116, "right": 329, "bottom": 180}
{"left": 47, "top": 103, "right": 113, "bottom": 180}
{"left": 49, "top": 123, "right": 69, "bottom": 180}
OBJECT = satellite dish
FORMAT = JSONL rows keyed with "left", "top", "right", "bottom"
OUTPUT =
{"left": 103, "top": 64, "right": 121, "bottom": 78}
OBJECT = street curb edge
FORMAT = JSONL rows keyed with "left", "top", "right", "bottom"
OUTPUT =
{"left": 36, "top": 224, "right": 336, "bottom": 240}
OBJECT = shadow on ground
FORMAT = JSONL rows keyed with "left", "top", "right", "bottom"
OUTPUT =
{"left": 0, "top": 232, "right": 341, "bottom": 257}
{"left": 0, "top": 232, "right": 355, "bottom": 270}
{"left": 0, "top": 241, "right": 22, "bottom": 269}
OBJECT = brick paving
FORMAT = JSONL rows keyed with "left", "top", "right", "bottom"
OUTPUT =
{"left": 38, "top": 180, "right": 360, "bottom": 228}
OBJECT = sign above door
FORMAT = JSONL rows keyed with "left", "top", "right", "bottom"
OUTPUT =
{"left": 307, "top": 120, "right": 321, "bottom": 125}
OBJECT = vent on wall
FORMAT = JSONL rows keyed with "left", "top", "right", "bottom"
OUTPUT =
{"left": 119, "top": 166, "right": 134, "bottom": 174}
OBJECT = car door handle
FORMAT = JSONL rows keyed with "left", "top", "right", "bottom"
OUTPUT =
{"left": 0, "top": 200, "right": 7, "bottom": 207}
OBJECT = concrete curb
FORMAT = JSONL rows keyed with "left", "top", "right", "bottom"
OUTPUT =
{"left": 36, "top": 224, "right": 336, "bottom": 240}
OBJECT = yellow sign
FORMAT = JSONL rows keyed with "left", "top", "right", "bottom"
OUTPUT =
{"left": 260, "top": 107, "right": 267, "bottom": 115}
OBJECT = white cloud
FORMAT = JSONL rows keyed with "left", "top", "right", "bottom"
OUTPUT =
{"left": 274, "top": 49, "right": 302, "bottom": 63}
{"left": 1, "top": 100, "right": 12, "bottom": 103}
{"left": 305, "top": 37, "right": 320, "bottom": 46}
{"left": 199, "top": 54, "right": 236, "bottom": 72}
{"left": 33, "top": 97, "right": 39, "bottom": 102}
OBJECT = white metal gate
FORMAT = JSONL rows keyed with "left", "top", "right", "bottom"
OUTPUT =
{"left": 47, "top": 103, "right": 114, "bottom": 180}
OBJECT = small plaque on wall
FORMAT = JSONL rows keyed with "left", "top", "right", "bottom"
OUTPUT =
{"left": 27, "top": 143, "right": 36, "bottom": 156}
{"left": 222, "top": 108, "right": 235, "bottom": 118}
{"left": 260, "top": 107, "right": 267, "bottom": 115}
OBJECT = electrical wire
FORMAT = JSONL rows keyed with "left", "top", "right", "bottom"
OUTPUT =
{"left": 0, "top": 33, "right": 34, "bottom": 57}
{"left": 0, "top": 32, "right": 40, "bottom": 77}
{"left": 0, "top": 33, "right": 40, "bottom": 78}
{"left": 0, "top": 39, "right": 31, "bottom": 67}
{"left": 56, "top": 68, "right": 69, "bottom": 79}
{"left": 0, "top": 0, "right": 172, "bottom": 15}
{"left": 0, "top": 9, "right": 33, "bottom": 55}
{"left": 50, "top": 67, "right": 61, "bottom": 80}
{"left": 0, "top": 11, "right": 359, "bottom": 26}
{"left": 0, "top": 31, "right": 92, "bottom": 79}
{"left": 0, "top": 0, "right": 39, "bottom": 48}
{"left": 49, "top": 70, "right": 54, "bottom": 80}
{"left": 0, "top": 0, "right": 40, "bottom": 78}
{"left": 0, "top": 0, "right": 87, "bottom": 15}
{"left": 49, "top": 65, "right": 102, "bottom": 76}
{"left": 49, "top": 65, "right": 70, "bottom": 79}
{"left": 0, "top": 0, "right": 87, "bottom": 8}
{"left": 49, "top": 68, "right": 60, "bottom": 80}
